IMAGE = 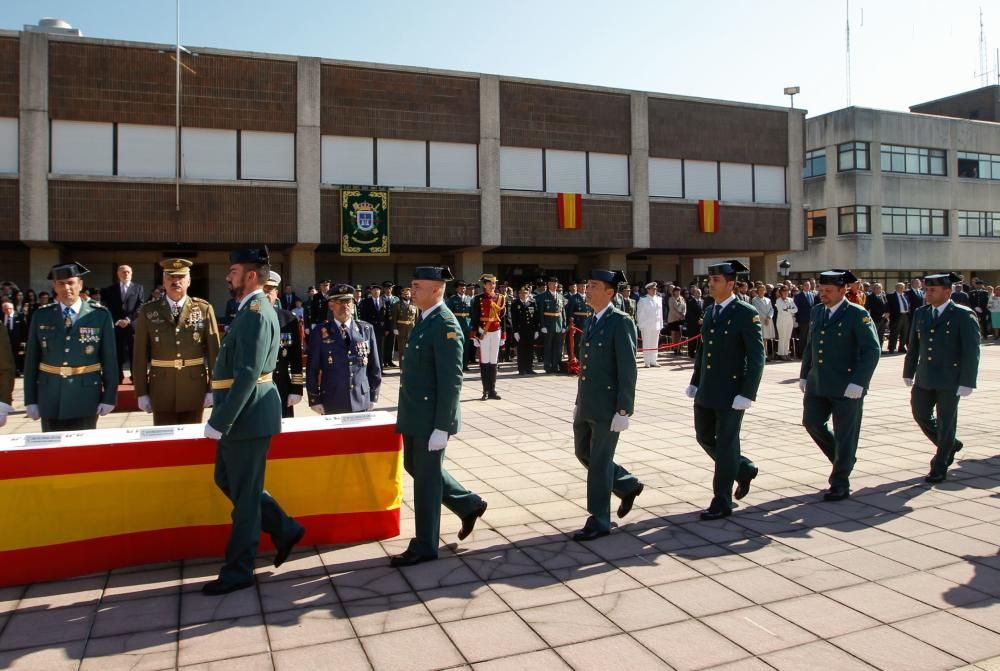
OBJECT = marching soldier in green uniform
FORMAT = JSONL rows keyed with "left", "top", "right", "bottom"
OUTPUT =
{"left": 567, "top": 279, "right": 593, "bottom": 360}
{"left": 391, "top": 286, "right": 420, "bottom": 364}
{"left": 686, "top": 260, "right": 765, "bottom": 520}
{"left": 799, "top": 269, "right": 881, "bottom": 501}
{"left": 572, "top": 269, "right": 644, "bottom": 540}
{"left": 24, "top": 263, "right": 118, "bottom": 432}
{"left": 133, "top": 258, "right": 221, "bottom": 425}
{"left": 446, "top": 281, "right": 474, "bottom": 371}
{"left": 539, "top": 276, "right": 567, "bottom": 373}
{"left": 617, "top": 283, "right": 636, "bottom": 320}
{"left": 903, "top": 272, "right": 980, "bottom": 483}
{"left": 264, "top": 271, "right": 304, "bottom": 418}
{"left": 391, "top": 266, "right": 488, "bottom": 566}
{"left": 201, "top": 247, "right": 305, "bottom": 595}
{"left": 0, "top": 323, "right": 14, "bottom": 428}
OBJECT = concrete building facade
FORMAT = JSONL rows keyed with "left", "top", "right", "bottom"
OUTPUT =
{"left": 787, "top": 105, "right": 1000, "bottom": 288}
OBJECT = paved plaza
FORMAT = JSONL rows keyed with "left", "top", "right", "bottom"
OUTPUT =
{"left": 1, "top": 345, "right": 999, "bottom": 671}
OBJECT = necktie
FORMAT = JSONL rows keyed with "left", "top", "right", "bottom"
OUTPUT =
{"left": 121, "top": 284, "right": 127, "bottom": 301}
{"left": 713, "top": 304, "right": 721, "bottom": 319}
{"left": 827, "top": 308, "right": 833, "bottom": 322}
{"left": 901, "top": 294, "right": 908, "bottom": 313}
{"left": 934, "top": 307, "right": 941, "bottom": 320}
{"left": 170, "top": 302, "right": 180, "bottom": 321}
{"left": 340, "top": 323, "right": 349, "bottom": 346}
{"left": 63, "top": 306, "right": 73, "bottom": 328}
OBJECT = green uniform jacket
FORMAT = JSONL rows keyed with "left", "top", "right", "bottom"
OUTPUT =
{"left": 395, "top": 303, "right": 464, "bottom": 437}
{"left": 690, "top": 298, "right": 765, "bottom": 409}
{"left": 24, "top": 300, "right": 119, "bottom": 418}
{"left": 208, "top": 291, "right": 282, "bottom": 440}
{"left": 576, "top": 307, "right": 637, "bottom": 422}
{"left": 903, "top": 302, "right": 980, "bottom": 390}
{"left": 445, "top": 294, "right": 472, "bottom": 335}
{"left": 0, "top": 326, "right": 14, "bottom": 406}
{"left": 567, "top": 293, "right": 593, "bottom": 329}
{"left": 538, "top": 291, "right": 566, "bottom": 331}
{"left": 133, "top": 297, "right": 221, "bottom": 413}
{"left": 800, "top": 301, "right": 881, "bottom": 397}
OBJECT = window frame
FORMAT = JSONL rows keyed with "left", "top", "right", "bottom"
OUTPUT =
{"left": 879, "top": 144, "right": 946, "bottom": 176}
{"left": 838, "top": 205, "right": 870, "bottom": 234}
{"left": 958, "top": 210, "right": 1000, "bottom": 238}
{"left": 881, "top": 206, "right": 948, "bottom": 237}
{"left": 803, "top": 148, "right": 826, "bottom": 178}
{"left": 807, "top": 209, "right": 828, "bottom": 238}
{"left": 837, "top": 141, "right": 870, "bottom": 172}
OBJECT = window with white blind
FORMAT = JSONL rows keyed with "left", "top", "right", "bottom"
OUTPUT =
{"left": 321, "top": 135, "right": 374, "bottom": 185}
{"left": 684, "top": 160, "right": 718, "bottom": 200}
{"left": 241, "top": 131, "right": 294, "bottom": 181}
{"left": 0, "top": 118, "right": 16, "bottom": 173}
{"left": 377, "top": 138, "right": 426, "bottom": 187}
{"left": 429, "top": 141, "right": 477, "bottom": 189}
{"left": 588, "top": 152, "right": 628, "bottom": 195}
{"left": 720, "top": 162, "right": 753, "bottom": 202}
{"left": 117, "top": 124, "right": 175, "bottom": 178}
{"left": 754, "top": 165, "right": 785, "bottom": 203}
{"left": 51, "top": 120, "right": 113, "bottom": 176}
{"left": 648, "top": 157, "right": 683, "bottom": 197}
{"left": 545, "top": 149, "right": 587, "bottom": 193}
{"left": 181, "top": 128, "right": 237, "bottom": 180}
{"left": 500, "top": 146, "right": 543, "bottom": 190}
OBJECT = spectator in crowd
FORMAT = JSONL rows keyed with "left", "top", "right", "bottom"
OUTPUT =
{"left": 793, "top": 280, "right": 817, "bottom": 359}
{"left": 866, "top": 283, "right": 889, "bottom": 350}
{"left": 635, "top": 282, "right": 663, "bottom": 367}
{"left": 773, "top": 285, "right": 797, "bottom": 360}
{"left": 989, "top": 285, "right": 1000, "bottom": 339}
{"left": 952, "top": 282, "right": 970, "bottom": 307}
{"left": 970, "top": 278, "right": 990, "bottom": 338}
{"left": 101, "top": 264, "right": 145, "bottom": 383}
{"left": 751, "top": 285, "right": 776, "bottom": 361}
{"left": 685, "top": 287, "right": 705, "bottom": 359}
{"left": 665, "top": 286, "right": 686, "bottom": 356}
{"left": 2, "top": 301, "right": 26, "bottom": 375}
{"left": 887, "top": 282, "right": 912, "bottom": 354}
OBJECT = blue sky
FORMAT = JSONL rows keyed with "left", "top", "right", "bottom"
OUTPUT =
{"left": 1, "top": 0, "right": 996, "bottom": 116}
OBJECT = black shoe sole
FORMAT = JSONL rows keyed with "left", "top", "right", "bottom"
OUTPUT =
{"left": 458, "top": 501, "right": 488, "bottom": 541}
{"left": 699, "top": 510, "right": 732, "bottom": 521}
{"left": 274, "top": 527, "right": 306, "bottom": 568}
{"left": 572, "top": 530, "right": 610, "bottom": 542}
{"left": 823, "top": 491, "right": 851, "bottom": 501}
{"left": 201, "top": 579, "right": 255, "bottom": 596}
{"left": 389, "top": 553, "right": 437, "bottom": 568}
{"left": 617, "top": 483, "right": 644, "bottom": 518}
{"left": 734, "top": 467, "right": 759, "bottom": 501}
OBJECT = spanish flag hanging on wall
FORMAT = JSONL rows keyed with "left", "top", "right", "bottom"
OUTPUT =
{"left": 698, "top": 199, "right": 720, "bottom": 234}
{"left": 558, "top": 193, "right": 583, "bottom": 230}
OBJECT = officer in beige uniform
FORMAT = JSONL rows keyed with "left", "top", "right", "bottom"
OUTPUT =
{"left": 391, "top": 286, "right": 420, "bottom": 364}
{"left": 133, "top": 258, "right": 221, "bottom": 425}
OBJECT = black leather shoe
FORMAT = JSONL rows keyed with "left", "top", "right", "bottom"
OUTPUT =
{"left": 925, "top": 471, "right": 946, "bottom": 484}
{"left": 617, "top": 483, "right": 644, "bottom": 519}
{"left": 734, "top": 466, "right": 759, "bottom": 501}
{"left": 823, "top": 488, "right": 851, "bottom": 501}
{"left": 201, "top": 578, "right": 254, "bottom": 596}
{"left": 480, "top": 392, "right": 489, "bottom": 401}
{"left": 699, "top": 508, "right": 732, "bottom": 521}
{"left": 389, "top": 550, "right": 436, "bottom": 568}
{"left": 487, "top": 391, "right": 502, "bottom": 400}
{"left": 458, "top": 501, "right": 488, "bottom": 541}
{"left": 572, "top": 528, "right": 610, "bottom": 542}
{"left": 274, "top": 526, "right": 306, "bottom": 568}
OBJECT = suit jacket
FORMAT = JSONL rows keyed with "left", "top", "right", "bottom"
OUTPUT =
{"left": 395, "top": 304, "right": 464, "bottom": 437}
{"left": 684, "top": 297, "right": 704, "bottom": 330}
{"left": 905, "top": 287, "right": 925, "bottom": 311}
{"left": 866, "top": 293, "right": 888, "bottom": 321}
{"left": 24, "top": 300, "right": 119, "bottom": 419}
{"left": 280, "top": 292, "right": 301, "bottom": 311}
{"left": 800, "top": 302, "right": 881, "bottom": 397}
{"left": 951, "top": 291, "right": 970, "bottom": 307}
{"left": 132, "top": 296, "right": 221, "bottom": 413}
{"left": 691, "top": 299, "right": 765, "bottom": 409}
{"left": 793, "top": 291, "right": 816, "bottom": 325}
{"left": 903, "top": 303, "right": 980, "bottom": 390}
{"left": 576, "top": 307, "right": 637, "bottom": 422}
{"left": 100, "top": 283, "right": 145, "bottom": 326}
{"left": 359, "top": 296, "right": 388, "bottom": 332}
{"left": 886, "top": 292, "right": 913, "bottom": 319}
{"left": 306, "top": 318, "right": 381, "bottom": 412}
{"left": 0, "top": 325, "right": 13, "bottom": 406}
{"left": 4, "top": 313, "right": 26, "bottom": 355}
{"left": 208, "top": 292, "right": 282, "bottom": 440}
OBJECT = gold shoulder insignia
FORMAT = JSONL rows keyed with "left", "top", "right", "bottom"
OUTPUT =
{"left": 447, "top": 331, "right": 458, "bottom": 339}
{"left": 752, "top": 315, "right": 761, "bottom": 323}
{"left": 862, "top": 316, "right": 871, "bottom": 324}
{"left": 249, "top": 300, "right": 261, "bottom": 313}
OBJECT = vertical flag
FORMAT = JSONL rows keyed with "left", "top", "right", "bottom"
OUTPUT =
{"left": 698, "top": 199, "right": 720, "bottom": 234}
{"left": 557, "top": 193, "right": 583, "bottom": 230}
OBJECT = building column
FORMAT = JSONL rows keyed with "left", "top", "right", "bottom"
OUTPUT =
{"left": 786, "top": 108, "right": 806, "bottom": 252}
{"left": 590, "top": 252, "right": 629, "bottom": 274}
{"left": 479, "top": 74, "right": 501, "bottom": 249}
{"left": 287, "top": 247, "right": 317, "bottom": 295}
{"left": 750, "top": 254, "right": 780, "bottom": 284}
{"left": 630, "top": 92, "right": 650, "bottom": 250}
{"left": 453, "top": 249, "right": 483, "bottom": 284}
{"left": 21, "top": 31, "right": 51, "bottom": 288}
{"left": 677, "top": 258, "right": 695, "bottom": 285}
{"left": 289, "top": 55, "right": 322, "bottom": 294}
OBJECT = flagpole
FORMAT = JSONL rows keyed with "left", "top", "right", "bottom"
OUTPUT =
{"left": 175, "top": 0, "right": 181, "bottom": 212}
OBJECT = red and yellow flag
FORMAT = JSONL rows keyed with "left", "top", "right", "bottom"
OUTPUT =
{"left": 698, "top": 199, "right": 720, "bottom": 234}
{"left": 558, "top": 193, "right": 582, "bottom": 230}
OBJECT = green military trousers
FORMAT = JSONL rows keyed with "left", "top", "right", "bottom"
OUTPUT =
{"left": 543, "top": 330, "right": 563, "bottom": 372}
{"left": 802, "top": 394, "right": 863, "bottom": 491}
{"left": 910, "top": 386, "right": 961, "bottom": 476}
{"left": 213, "top": 435, "right": 304, "bottom": 586}
{"left": 693, "top": 404, "right": 755, "bottom": 513}
{"left": 402, "top": 435, "right": 484, "bottom": 558}
{"left": 573, "top": 418, "right": 641, "bottom": 533}
{"left": 41, "top": 416, "right": 98, "bottom": 433}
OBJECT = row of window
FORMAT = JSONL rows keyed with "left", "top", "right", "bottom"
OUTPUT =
{"left": 646, "top": 158, "right": 785, "bottom": 203}
{"left": 804, "top": 143, "right": 991, "bottom": 179}
{"left": 499, "top": 147, "right": 628, "bottom": 195}
{"left": 808, "top": 207, "right": 1000, "bottom": 238}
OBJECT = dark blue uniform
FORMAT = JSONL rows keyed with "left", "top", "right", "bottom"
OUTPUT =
{"left": 306, "top": 319, "right": 382, "bottom": 414}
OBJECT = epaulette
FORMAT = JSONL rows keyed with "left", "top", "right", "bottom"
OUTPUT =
{"left": 88, "top": 299, "right": 108, "bottom": 310}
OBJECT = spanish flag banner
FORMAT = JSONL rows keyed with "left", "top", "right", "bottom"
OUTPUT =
{"left": 698, "top": 199, "right": 720, "bottom": 234}
{"left": 558, "top": 193, "right": 583, "bottom": 230}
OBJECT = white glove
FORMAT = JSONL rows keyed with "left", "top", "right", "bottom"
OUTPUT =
{"left": 310, "top": 404, "right": 324, "bottom": 415}
{"left": 685, "top": 385, "right": 697, "bottom": 399}
{"left": 610, "top": 413, "right": 629, "bottom": 432}
{"left": 501, "top": 338, "right": 506, "bottom": 346}
{"left": 97, "top": 403, "right": 115, "bottom": 416}
{"left": 368, "top": 400, "right": 376, "bottom": 411}
{"left": 472, "top": 339, "right": 481, "bottom": 348}
{"left": 903, "top": 378, "right": 914, "bottom": 387}
{"left": 428, "top": 428, "right": 448, "bottom": 452}
{"left": 0, "top": 413, "right": 5, "bottom": 428}
{"left": 731, "top": 395, "right": 752, "bottom": 411}
{"left": 534, "top": 332, "right": 539, "bottom": 339}
{"left": 203, "top": 392, "right": 214, "bottom": 408}
{"left": 798, "top": 379, "right": 807, "bottom": 393}
{"left": 0, "top": 403, "right": 9, "bottom": 428}
{"left": 137, "top": 395, "right": 153, "bottom": 413}
{"left": 25, "top": 404, "right": 40, "bottom": 421}
{"left": 204, "top": 423, "right": 223, "bottom": 440}
{"left": 514, "top": 333, "right": 521, "bottom": 342}
{"left": 573, "top": 404, "right": 579, "bottom": 421}
{"left": 844, "top": 383, "right": 864, "bottom": 399}
{"left": 975, "top": 307, "right": 983, "bottom": 313}
{"left": 393, "top": 329, "right": 399, "bottom": 334}
{"left": 541, "top": 327, "right": 548, "bottom": 334}
{"left": 287, "top": 394, "right": 302, "bottom": 407}
{"left": 957, "top": 386, "right": 973, "bottom": 398}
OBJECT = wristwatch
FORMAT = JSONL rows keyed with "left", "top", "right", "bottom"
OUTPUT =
{"left": 616, "top": 409, "right": 628, "bottom": 417}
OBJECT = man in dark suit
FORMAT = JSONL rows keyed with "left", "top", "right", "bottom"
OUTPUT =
{"left": 905, "top": 278, "right": 926, "bottom": 313}
{"left": 359, "top": 284, "right": 390, "bottom": 368}
{"left": 309, "top": 279, "right": 333, "bottom": 326}
{"left": 951, "top": 283, "right": 971, "bottom": 307}
{"left": 969, "top": 278, "right": 991, "bottom": 338}
{"left": 2, "top": 301, "right": 26, "bottom": 375}
{"left": 866, "top": 283, "right": 889, "bottom": 350}
{"left": 886, "top": 282, "right": 912, "bottom": 353}
{"left": 684, "top": 287, "right": 705, "bottom": 359}
{"left": 793, "top": 280, "right": 817, "bottom": 359}
{"left": 280, "top": 284, "right": 301, "bottom": 312}
{"left": 100, "top": 264, "right": 144, "bottom": 382}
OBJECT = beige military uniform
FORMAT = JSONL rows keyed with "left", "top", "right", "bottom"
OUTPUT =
{"left": 133, "top": 296, "right": 220, "bottom": 425}
{"left": 391, "top": 299, "right": 420, "bottom": 363}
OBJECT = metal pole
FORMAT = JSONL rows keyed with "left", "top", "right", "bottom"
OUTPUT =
{"left": 175, "top": 0, "right": 181, "bottom": 212}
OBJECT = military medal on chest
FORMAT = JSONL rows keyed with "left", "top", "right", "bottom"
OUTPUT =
{"left": 356, "top": 340, "right": 369, "bottom": 366}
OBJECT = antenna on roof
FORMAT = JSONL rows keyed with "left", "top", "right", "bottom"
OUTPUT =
{"left": 978, "top": 7, "right": 989, "bottom": 86}
{"left": 845, "top": 0, "right": 852, "bottom": 106}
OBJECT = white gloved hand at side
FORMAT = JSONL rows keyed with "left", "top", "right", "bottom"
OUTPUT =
{"left": 685, "top": 385, "right": 697, "bottom": 399}
{"left": 957, "top": 385, "right": 973, "bottom": 397}
{"left": 204, "top": 423, "right": 223, "bottom": 440}
{"left": 137, "top": 395, "right": 152, "bottom": 413}
{"left": 903, "top": 378, "right": 914, "bottom": 387}
{"left": 97, "top": 403, "right": 115, "bottom": 416}
{"left": 534, "top": 332, "right": 539, "bottom": 339}
{"left": 203, "top": 392, "right": 214, "bottom": 408}
{"left": 368, "top": 400, "right": 376, "bottom": 410}
{"left": 472, "top": 339, "right": 481, "bottom": 348}
{"left": 610, "top": 413, "right": 629, "bottom": 432}
{"left": 798, "top": 379, "right": 807, "bottom": 393}
{"left": 514, "top": 333, "right": 521, "bottom": 342}
{"left": 541, "top": 327, "right": 548, "bottom": 334}
{"left": 310, "top": 404, "right": 324, "bottom": 415}
{"left": 731, "top": 395, "right": 752, "bottom": 411}
{"left": 428, "top": 428, "right": 449, "bottom": 452}
{"left": 25, "top": 404, "right": 40, "bottom": 421}
{"left": 393, "top": 329, "right": 399, "bottom": 335}
{"left": 287, "top": 394, "right": 302, "bottom": 407}
{"left": 844, "top": 383, "right": 864, "bottom": 399}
